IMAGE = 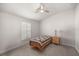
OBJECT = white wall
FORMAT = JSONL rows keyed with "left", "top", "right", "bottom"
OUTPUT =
{"left": 40, "top": 10, "right": 75, "bottom": 47}
{"left": 0, "top": 12, "right": 40, "bottom": 54}
{"left": 75, "top": 4, "right": 79, "bottom": 53}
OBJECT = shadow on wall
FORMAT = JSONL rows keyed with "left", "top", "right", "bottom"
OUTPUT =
{"left": 59, "top": 26, "right": 75, "bottom": 47}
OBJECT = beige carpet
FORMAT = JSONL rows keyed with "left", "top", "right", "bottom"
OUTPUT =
{"left": 1, "top": 43, "right": 79, "bottom": 56}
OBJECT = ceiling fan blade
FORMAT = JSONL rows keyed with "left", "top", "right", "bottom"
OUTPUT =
{"left": 34, "top": 3, "right": 49, "bottom": 13}
{"left": 45, "top": 10, "right": 49, "bottom": 13}
{"left": 34, "top": 8, "right": 40, "bottom": 13}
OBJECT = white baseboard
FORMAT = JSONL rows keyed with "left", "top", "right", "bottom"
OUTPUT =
{"left": 0, "top": 44, "right": 23, "bottom": 55}
{"left": 0, "top": 42, "right": 27, "bottom": 55}
{"left": 75, "top": 47, "right": 79, "bottom": 53}
{"left": 61, "top": 42, "right": 75, "bottom": 48}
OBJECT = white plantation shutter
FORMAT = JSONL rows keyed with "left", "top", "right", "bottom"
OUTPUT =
{"left": 21, "top": 22, "right": 31, "bottom": 40}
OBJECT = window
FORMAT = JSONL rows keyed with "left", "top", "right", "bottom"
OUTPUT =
{"left": 21, "top": 22, "right": 31, "bottom": 40}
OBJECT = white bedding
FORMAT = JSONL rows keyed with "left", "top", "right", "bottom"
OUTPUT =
{"left": 30, "top": 35, "right": 50, "bottom": 46}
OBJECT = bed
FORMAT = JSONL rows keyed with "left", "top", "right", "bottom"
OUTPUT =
{"left": 29, "top": 35, "right": 51, "bottom": 50}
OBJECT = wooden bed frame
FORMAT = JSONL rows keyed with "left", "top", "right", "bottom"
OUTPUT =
{"left": 29, "top": 37, "right": 51, "bottom": 51}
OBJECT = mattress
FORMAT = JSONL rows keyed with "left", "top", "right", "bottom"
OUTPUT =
{"left": 30, "top": 35, "right": 51, "bottom": 46}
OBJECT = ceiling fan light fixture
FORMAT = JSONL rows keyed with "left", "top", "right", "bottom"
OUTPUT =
{"left": 40, "top": 9, "right": 44, "bottom": 13}
{"left": 35, "top": 3, "right": 49, "bottom": 13}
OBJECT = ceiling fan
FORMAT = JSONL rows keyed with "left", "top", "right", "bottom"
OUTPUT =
{"left": 35, "top": 3, "right": 49, "bottom": 13}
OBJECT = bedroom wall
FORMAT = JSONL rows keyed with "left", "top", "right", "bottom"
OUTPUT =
{"left": 75, "top": 4, "right": 79, "bottom": 53}
{"left": 0, "top": 11, "right": 40, "bottom": 54}
{"left": 40, "top": 10, "right": 75, "bottom": 47}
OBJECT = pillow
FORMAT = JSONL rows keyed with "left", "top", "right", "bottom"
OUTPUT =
{"left": 40, "top": 36, "right": 48, "bottom": 42}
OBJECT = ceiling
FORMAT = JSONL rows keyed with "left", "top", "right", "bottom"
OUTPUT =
{"left": 0, "top": 3, "right": 76, "bottom": 21}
